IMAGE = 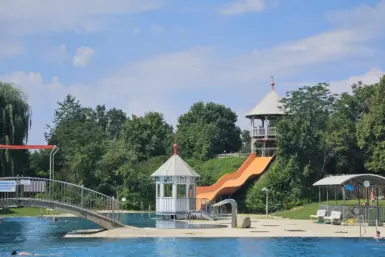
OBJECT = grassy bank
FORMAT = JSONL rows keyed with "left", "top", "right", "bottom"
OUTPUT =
{"left": 273, "top": 200, "right": 385, "bottom": 219}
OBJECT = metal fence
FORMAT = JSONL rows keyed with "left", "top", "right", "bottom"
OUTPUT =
{"left": 214, "top": 152, "right": 250, "bottom": 158}
{"left": 320, "top": 204, "right": 385, "bottom": 225}
{"left": 252, "top": 127, "right": 277, "bottom": 137}
{"left": 155, "top": 197, "right": 213, "bottom": 214}
{"left": 0, "top": 177, "right": 123, "bottom": 223}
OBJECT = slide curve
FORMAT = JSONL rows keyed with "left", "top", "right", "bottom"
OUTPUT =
{"left": 196, "top": 153, "right": 274, "bottom": 204}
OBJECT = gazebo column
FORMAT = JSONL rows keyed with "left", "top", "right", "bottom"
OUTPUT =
{"left": 185, "top": 183, "right": 190, "bottom": 211}
{"left": 159, "top": 181, "right": 164, "bottom": 213}
{"left": 250, "top": 117, "right": 255, "bottom": 153}
{"left": 160, "top": 181, "right": 164, "bottom": 197}
{"left": 172, "top": 181, "right": 177, "bottom": 215}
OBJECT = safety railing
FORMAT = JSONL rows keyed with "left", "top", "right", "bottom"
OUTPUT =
{"left": 155, "top": 197, "right": 212, "bottom": 214}
{"left": 0, "top": 177, "right": 123, "bottom": 224}
{"left": 214, "top": 152, "right": 250, "bottom": 159}
{"left": 252, "top": 127, "right": 277, "bottom": 137}
{"left": 319, "top": 204, "right": 385, "bottom": 226}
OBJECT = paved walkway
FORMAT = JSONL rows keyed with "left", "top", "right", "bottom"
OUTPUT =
{"left": 64, "top": 219, "right": 378, "bottom": 238}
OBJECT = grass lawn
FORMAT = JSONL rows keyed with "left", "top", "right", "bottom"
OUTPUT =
{"left": 273, "top": 199, "right": 385, "bottom": 220}
{"left": 0, "top": 207, "right": 61, "bottom": 217}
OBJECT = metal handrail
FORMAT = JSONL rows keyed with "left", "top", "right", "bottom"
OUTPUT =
{"left": 252, "top": 127, "right": 278, "bottom": 137}
{"left": 360, "top": 214, "right": 366, "bottom": 237}
{"left": 0, "top": 177, "right": 123, "bottom": 225}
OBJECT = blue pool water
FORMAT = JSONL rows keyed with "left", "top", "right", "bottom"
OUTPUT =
{"left": 0, "top": 216, "right": 385, "bottom": 256}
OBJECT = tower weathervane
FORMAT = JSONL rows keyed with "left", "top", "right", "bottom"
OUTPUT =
{"left": 271, "top": 76, "right": 275, "bottom": 91}
{"left": 173, "top": 136, "right": 177, "bottom": 155}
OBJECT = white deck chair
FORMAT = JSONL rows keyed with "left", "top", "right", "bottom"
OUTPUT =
{"left": 310, "top": 209, "right": 327, "bottom": 222}
{"left": 324, "top": 211, "right": 342, "bottom": 225}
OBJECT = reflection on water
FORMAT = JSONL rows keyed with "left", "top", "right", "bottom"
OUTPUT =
{"left": 117, "top": 213, "right": 225, "bottom": 229}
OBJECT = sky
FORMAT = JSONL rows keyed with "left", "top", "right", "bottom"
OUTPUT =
{"left": 0, "top": 0, "right": 385, "bottom": 145}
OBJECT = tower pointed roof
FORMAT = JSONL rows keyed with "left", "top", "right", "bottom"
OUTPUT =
{"left": 246, "top": 79, "right": 285, "bottom": 118}
{"left": 151, "top": 142, "right": 200, "bottom": 177}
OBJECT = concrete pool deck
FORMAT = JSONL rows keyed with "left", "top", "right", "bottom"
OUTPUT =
{"left": 64, "top": 218, "right": 381, "bottom": 239}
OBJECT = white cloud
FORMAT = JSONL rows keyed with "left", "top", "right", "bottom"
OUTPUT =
{"left": 133, "top": 26, "right": 142, "bottom": 35}
{"left": 219, "top": 0, "right": 266, "bottom": 16}
{"left": 327, "top": 0, "right": 385, "bottom": 31}
{"left": 43, "top": 44, "right": 69, "bottom": 63}
{"left": 2, "top": 1, "right": 385, "bottom": 142}
{"left": 72, "top": 46, "right": 95, "bottom": 67}
{"left": 150, "top": 24, "right": 165, "bottom": 34}
{"left": 0, "top": 0, "right": 164, "bottom": 58}
{"left": 0, "top": 0, "right": 164, "bottom": 35}
{"left": 0, "top": 41, "right": 24, "bottom": 58}
{"left": 328, "top": 68, "right": 385, "bottom": 94}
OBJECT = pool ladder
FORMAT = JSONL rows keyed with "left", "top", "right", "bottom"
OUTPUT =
{"left": 359, "top": 215, "right": 366, "bottom": 237}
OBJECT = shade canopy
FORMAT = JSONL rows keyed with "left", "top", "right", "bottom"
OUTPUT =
{"left": 151, "top": 154, "right": 200, "bottom": 177}
{"left": 246, "top": 90, "right": 285, "bottom": 118}
{"left": 313, "top": 174, "right": 385, "bottom": 186}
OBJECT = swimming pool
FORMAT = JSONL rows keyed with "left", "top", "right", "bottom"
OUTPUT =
{"left": 0, "top": 216, "right": 385, "bottom": 256}
{"left": 1, "top": 217, "right": 385, "bottom": 256}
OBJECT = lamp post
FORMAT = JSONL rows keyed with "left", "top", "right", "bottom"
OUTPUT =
{"left": 262, "top": 187, "right": 269, "bottom": 219}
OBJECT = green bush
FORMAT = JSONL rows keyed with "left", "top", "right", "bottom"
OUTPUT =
{"left": 187, "top": 157, "right": 247, "bottom": 186}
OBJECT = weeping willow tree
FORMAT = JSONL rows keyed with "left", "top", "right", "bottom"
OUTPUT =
{"left": 0, "top": 82, "right": 31, "bottom": 176}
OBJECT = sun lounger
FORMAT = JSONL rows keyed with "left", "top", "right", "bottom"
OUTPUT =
{"left": 324, "top": 211, "right": 342, "bottom": 225}
{"left": 310, "top": 209, "right": 327, "bottom": 222}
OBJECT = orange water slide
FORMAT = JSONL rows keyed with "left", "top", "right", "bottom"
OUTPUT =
{"left": 196, "top": 153, "right": 274, "bottom": 203}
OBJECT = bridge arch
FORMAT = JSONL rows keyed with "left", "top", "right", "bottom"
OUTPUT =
{"left": 0, "top": 177, "right": 125, "bottom": 229}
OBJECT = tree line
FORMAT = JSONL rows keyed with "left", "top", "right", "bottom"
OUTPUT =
{"left": 1, "top": 75, "right": 385, "bottom": 212}
{"left": 245, "top": 76, "right": 385, "bottom": 212}
{"left": 0, "top": 82, "right": 247, "bottom": 208}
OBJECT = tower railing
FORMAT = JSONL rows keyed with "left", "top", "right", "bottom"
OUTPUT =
{"left": 252, "top": 127, "right": 277, "bottom": 137}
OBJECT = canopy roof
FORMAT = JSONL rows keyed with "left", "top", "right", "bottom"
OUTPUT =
{"left": 246, "top": 90, "right": 285, "bottom": 118}
{"left": 151, "top": 154, "right": 200, "bottom": 177}
{"left": 313, "top": 174, "right": 385, "bottom": 186}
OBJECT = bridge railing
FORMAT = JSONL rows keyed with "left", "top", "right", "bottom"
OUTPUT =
{"left": 0, "top": 177, "right": 123, "bottom": 223}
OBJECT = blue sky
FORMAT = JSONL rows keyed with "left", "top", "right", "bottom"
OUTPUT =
{"left": 0, "top": 0, "right": 384, "bottom": 144}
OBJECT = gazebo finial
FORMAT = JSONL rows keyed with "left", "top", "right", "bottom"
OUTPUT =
{"left": 173, "top": 136, "right": 177, "bottom": 155}
{"left": 270, "top": 76, "right": 275, "bottom": 91}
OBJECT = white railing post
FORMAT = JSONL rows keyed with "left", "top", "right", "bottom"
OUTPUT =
{"left": 81, "top": 185, "right": 84, "bottom": 213}
{"left": 112, "top": 196, "right": 115, "bottom": 221}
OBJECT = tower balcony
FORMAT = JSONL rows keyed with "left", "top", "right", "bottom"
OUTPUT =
{"left": 252, "top": 127, "right": 277, "bottom": 137}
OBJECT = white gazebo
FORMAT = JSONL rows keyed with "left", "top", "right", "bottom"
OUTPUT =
{"left": 151, "top": 143, "right": 200, "bottom": 219}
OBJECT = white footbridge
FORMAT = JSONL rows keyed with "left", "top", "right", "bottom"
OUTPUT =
{"left": 0, "top": 177, "right": 125, "bottom": 229}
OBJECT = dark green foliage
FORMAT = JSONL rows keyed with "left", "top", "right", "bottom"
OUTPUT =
{"left": 187, "top": 157, "right": 247, "bottom": 186}
{"left": 176, "top": 101, "right": 242, "bottom": 160}
{"left": 5, "top": 75, "right": 385, "bottom": 212}
{"left": 0, "top": 82, "right": 31, "bottom": 177}
{"left": 244, "top": 78, "right": 385, "bottom": 213}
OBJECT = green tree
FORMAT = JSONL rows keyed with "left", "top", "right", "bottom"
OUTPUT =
{"left": 267, "top": 84, "right": 336, "bottom": 206}
{"left": 105, "top": 108, "right": 127, "bottom": 139}
{"left": 0, "top": 82, "right": 32, "bottom": 176}
{"left": 122, "top": 112, "right": 174, "bottom": 162}
{"left": 356, "top": 76, "right": 385, "bottom": 173}
{"left": 176, "top": 102, "right": 242, "bottom": 160}
{"left": 46, "top": 95, "right": 109, "bottom": 187}
{"left": 240, "top": 129, "right": 251, "bottom": 153}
